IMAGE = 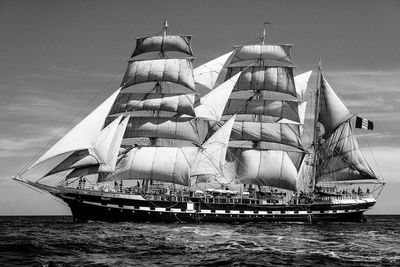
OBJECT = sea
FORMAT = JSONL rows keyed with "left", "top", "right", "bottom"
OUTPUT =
{"left": 1, "top": 216, "right": 399, "bottom": 267}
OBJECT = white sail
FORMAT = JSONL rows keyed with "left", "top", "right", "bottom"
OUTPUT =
{"left": 101, "top": 115, "right": 236, "bottom": 185}
{"left": 94, "top": 115, "right": 124, "bottom": 165}
{"left": 45, "top": 115, "right": 123, "bottom": 176}
{"left": 317, "top": 120, "right": 377, "bottom": 182}
{"left": 298, "top": 101, "right": 307, "bottom": 125}
{"left": 237, "top": 149, "right": 298, "bottom": 191}
{"left": 224, "top": 99, "right": 300, "bottom": 122}
{"left": 195, "top": 72, "right": 241, "bottom": 120}
{"left": 45, "top": 150, "right": 95, "bottom": 177}
{"left": 66, "top": 165, "right": 100, "bottom": 179}
{"left": 319, "top": 76, "right": 352, "bottom": 136}
{"left": 226, "top": 66, "right": 297, "bottom": 97}
{"left": 294, "top": 70, "right": 312, "bottom": 99}
{"left": 29, "top": 89, "right": 121, "bottom": 169}
{"left": 229, "top": 121, "right": 302, "bottom": 148}
{"left": 131, "top": 35, "right": 193, "bottom": 57}
{"left": 191, "top": 115, "right": 236, "bottom": 176}
{"left": 121, "top": 59, "right": 196, "bottom": 92}
{"left": 193, "top": 51, "right": 233, "bottom": 89}
{"left": 277, "top": 101, "right": 307, "bottom": 127}
{"left": 98, "top": 115, "right": 130, "bottom": 172}
{"left": 64, "top": 115, "right": 130, "bottom": 178}
{"left": 123, "top": 117, "right": 209, "bottom": 144}
{"left": 110, "top": 93, "right": 195, "bottom": 116}
{"left": 109, "top": 146, "right": 198, "bottom": 185}
{"left": 230, "top": 44, "right": 292, "bottom": 65}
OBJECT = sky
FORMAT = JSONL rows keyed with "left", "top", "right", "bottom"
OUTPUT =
{"left": 1, "top": 0, "right": 400, "bottom": 215}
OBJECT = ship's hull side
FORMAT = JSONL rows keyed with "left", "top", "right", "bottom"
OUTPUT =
{"left": 56, "top": 189, "right": 374, "bottom": 223}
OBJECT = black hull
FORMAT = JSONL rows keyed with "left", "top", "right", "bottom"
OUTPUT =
{"left": 55, "top": 188, "right": 375, "bottom": 223}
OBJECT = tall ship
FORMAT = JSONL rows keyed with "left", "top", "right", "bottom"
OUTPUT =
{"left": 13, "top": 22, "right": 385, "bottom": 223}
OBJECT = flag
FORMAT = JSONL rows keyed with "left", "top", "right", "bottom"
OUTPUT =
{"left": 355, "top": 116, "right": 374, "bottom": 130}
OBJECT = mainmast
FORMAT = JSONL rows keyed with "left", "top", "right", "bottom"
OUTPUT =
{"left": 163, "top": 20, "right": 168, "bottom": 36}
{"left": 261, "top": 22, "right": 270, "bottom": 45}
{"left": 254, "top": 23, "right": 270, "bottom": 148}
{"left": 161, "top": 20, "right": 168, "bottom": 57}
{"left": 311, "top": 59, "right": 322, "bottom": 191}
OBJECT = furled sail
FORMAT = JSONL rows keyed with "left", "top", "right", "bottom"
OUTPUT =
{"left": 193, "top": 51, "right": 233, "bottom": 89}
{"left": 131, "top": 35, "right": 193, "bottom": 57}
{"left": 316, "top": 120, "right": 377, "bottom": 183}
{"left": 319, "top": 76, "right": 352, "bottom": 136}
{"left": 226, "top": 66, "right": 297, "bottom": 97}
{"left": 237, "top": 149, "right": 298, "bottom": 191}
{"left": 230, "top": 44, "right": 293, "bottom": 65}
{"left": 121, "top": 58, "right": 196, "bottom": 92}
{"left": 109, "top": 93, "right": 195, "bottom": 116}
{"left": 195, "top": 72, "right": 241, "bottom": 121}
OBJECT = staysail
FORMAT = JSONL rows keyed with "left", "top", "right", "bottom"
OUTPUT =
{"left": 23, "top": 89, "right": 121, "bottom": 177}
{"left": 315, "top": 74, "right": 378, "bottom": 183}
{"left": 318, "top": 76, "right": 352, "bottom": 136}
{"left": 317, "top": 120, "right": 377, "bottom": 182}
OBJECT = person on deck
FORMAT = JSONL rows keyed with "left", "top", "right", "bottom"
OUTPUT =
{"left": 78, "top": 177, "right": 83, "bottom": 189}
{"left": 114, "top": 181, "right": 118, "bottom": 191}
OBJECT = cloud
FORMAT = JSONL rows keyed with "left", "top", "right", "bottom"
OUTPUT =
{"left": 0, "top": 126, "right": 65, "bottom": 158}
{"left": 362, "top": 146, "right": 400, "bottom": 183}
{"left": 325, "top": 67, "right": 400, "bottom": 94}
{"left": 22, "top": 64, "right": 122, "bottom": 81}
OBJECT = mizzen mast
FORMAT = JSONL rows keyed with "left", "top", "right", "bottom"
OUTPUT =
{"left": 311, "top": 58, "right": 322, "bottom": 191}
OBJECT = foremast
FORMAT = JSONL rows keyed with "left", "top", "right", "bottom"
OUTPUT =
{"left": 17, "top": 22, "right": 236, "bottom": 191}
{"left": 99, "top": 21, "right": 238, "bottom": 188}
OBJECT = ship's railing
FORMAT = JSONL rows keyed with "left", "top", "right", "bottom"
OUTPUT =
{"left": 66, "top": 181, "right": 290, "bottom": 204}
{"left": 313, "top": 193, "right": 374, "bottom": 203}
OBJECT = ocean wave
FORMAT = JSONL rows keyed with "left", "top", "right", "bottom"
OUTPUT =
{"left": 1, "top": 216, "right": 400, "bottom": 266}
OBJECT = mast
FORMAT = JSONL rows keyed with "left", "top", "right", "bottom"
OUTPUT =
{"left": 163, "top": 20, "right": 168, "bottom": 36}
{"left": 311, "top": 58, "right": 322, "bottom": 191}
{"left": 254, "top": 24, "right": 269, "bottom": 148}
{"left": 261, "top": 22, "right": 270, "bottom": 45}
{"left": 161, "top": 20, "right": 168, "bottom": 57}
